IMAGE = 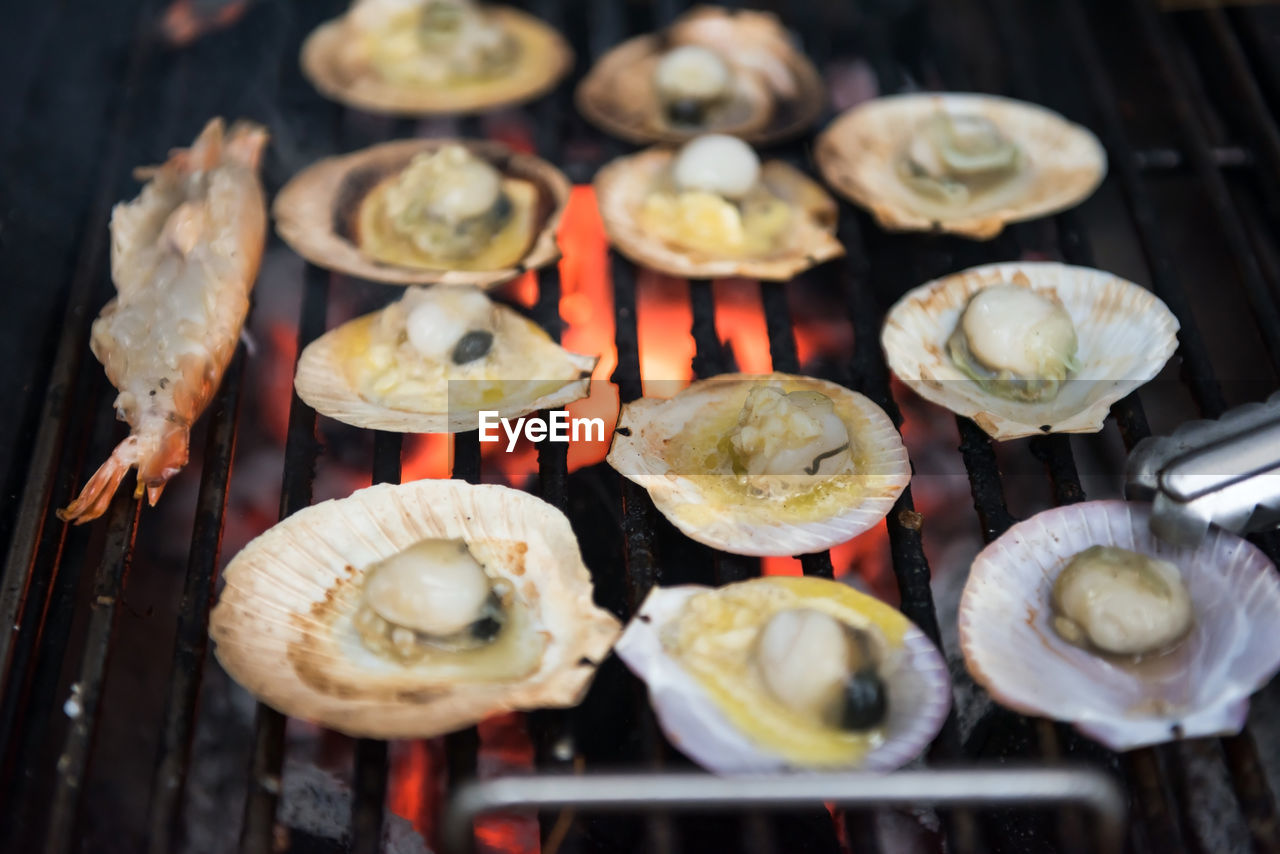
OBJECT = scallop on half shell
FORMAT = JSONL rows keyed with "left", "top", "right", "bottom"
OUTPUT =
{"left": 209, "top": 480, "right": 621, "bottom": 739}
{"left": 616, "top": 578, "right": 951, "bottom": 772}
{"left": 274, "top": 138, "right": 570, "bottom": 287}
{"left": 882, "top": 262, "right": 1179, "bottom": 441}
{"left": 816, "top": 93, "right": 1106, "bottom": 240}
{"left": 607, "top": 373, "right": 911, "bottom": 556}
{"left": 301, "top": 0, "right": 572, "bottom": 115}
{"left": 576, "top": 6, "right": 825, "bottom": 145}
{"left": 595, "top": 147, "right": 843, "bottom": 281}
{"left": 959, "top": 500, "right": 1280, "bottom": 751}
{"left": 295, "top": 285, "right": 595, "bottom": 433}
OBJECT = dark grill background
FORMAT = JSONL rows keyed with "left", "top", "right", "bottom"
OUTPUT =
{"left": 2, "top": 0, "right": 1280, "bottom": 852}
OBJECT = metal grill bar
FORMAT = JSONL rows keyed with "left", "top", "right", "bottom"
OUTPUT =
{"left": 443, "top": 767, "right": 1128, "bottom": 854}
{"left": 146, "top": 349, "right": 247, "bottom": 854}
{"left": 239, "top": 264, "right": 330, "bottom": 854}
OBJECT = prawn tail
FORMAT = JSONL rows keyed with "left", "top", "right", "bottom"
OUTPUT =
{"left": 58, "top": 437, "right": 142, "bottom": 525}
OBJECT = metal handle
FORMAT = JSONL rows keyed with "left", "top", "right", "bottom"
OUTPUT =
{"left": 442, "top": 766, "right": 1127, "bottom": 854}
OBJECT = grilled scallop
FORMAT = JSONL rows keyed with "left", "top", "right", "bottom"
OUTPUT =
{"left": 595, "top": 135, "right": 843, "bottom": 280}
{"left": 615, "top": 578, "right": 951, "bottom": 772}
{"left": 576, "top": 5, "right": 824, "bottom": 145}
{"left": 606, "top": 373, "right": 910, "bottom": 556}
{"left": 209, "top": 480, "right": 621, "bottom": 739}
{"left": 882, "top": 262, "right": 1178, "bottom": 440}
{"left": 274, "top": 138, "right": 569, "bottom": 287}
{"left": 295, "top": 285, "right": 595, "bottom": 433}
{"left": 816, "top": 93, "right": 1106, "bottom": 239}
{"left": 960, "top": 500, "right": 1280, "bottom": 751}
{"left": 301, "top": 0, "right": 572, "bottom": 115}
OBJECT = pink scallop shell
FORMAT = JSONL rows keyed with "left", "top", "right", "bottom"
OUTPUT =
{"left": 615, "top": 584, "right": 952, "bottom": 773}
{"left": 959, "top": 500, "right": 1280, "bottom": 750}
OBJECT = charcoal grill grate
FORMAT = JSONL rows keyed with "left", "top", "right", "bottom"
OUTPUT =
{"left": 1, "top": 0, "right": 1280, "bottom": 853}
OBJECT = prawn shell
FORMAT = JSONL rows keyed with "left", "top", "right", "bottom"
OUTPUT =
{"left": 209, "top": 480, "right": 621, "bottom": 739}
{"left": 615, "top": 583, "right": 952, "bottom": 773}
{"left": 273, "top": 138, "right": 570, "bottom": 287}
{"left": 594, "top": 148, "right": 844, "bottom": 281}
{"left": 294, "top": 298, "right": 596, "bottom": 434}
{"left": 576, "top": 6, "right": 824, "bottom": 145}
{"left": 881, "top": 261, "right": 1178, "bottom": 440}
{"left": 816, "top": 93, "right": 1106, "bottom": 240}
{"left": 606, "top": 373, "right": 910, "bottom": 556}
{"left": 301, "top": 4, "right": 572, "bottom": 116}
{"left": 959, "top": 500, "right": 1280, "bottom": 751}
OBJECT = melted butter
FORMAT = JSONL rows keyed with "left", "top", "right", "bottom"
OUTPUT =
{"left": 357, "top": 176, "right": 537, "bottom": 271}
{"left": 665, "top": 577, "right": 908, "bottom": 766}
{"left": 334, "top": 309, "right": 582, "bottom": 414}
{"left": 663, "top": 382, "right": 886, "bottom": 525}
{"left": 638, "top": 187, "right": 792, "bottom": 257}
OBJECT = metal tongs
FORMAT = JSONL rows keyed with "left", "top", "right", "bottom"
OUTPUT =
{"left": 1126, "top": 392, "right": 1280, "bottom": 546}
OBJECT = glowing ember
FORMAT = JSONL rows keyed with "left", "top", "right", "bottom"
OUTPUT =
{"left": 713, "top": 278, "right": 772, "bottom": 374}
{"left": 636, "top": 271, "right": 694, "bottom": 397}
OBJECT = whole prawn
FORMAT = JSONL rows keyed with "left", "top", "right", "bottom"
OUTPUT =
{"left": 60, "top": 118, "right": 269, "bottom": 523}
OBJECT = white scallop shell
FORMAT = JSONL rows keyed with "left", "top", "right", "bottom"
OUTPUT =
{"left": 594, "top": 149, "right": 844, "bottom": 281}
{"left": 209, "top": 480, "right": 621, "bottom": 739}
{"left": 882, "top": 262, "right": 1179, "bottom": 440}
{"left": 606, "top": 373, "right": 911, "bottom": 556}
{"left": 615, "top": 584, "right": 952, "bottom": 773}
{"left": 959, "top": 500, "right": 1280, "bottom": 751}
{"left": 815, "top": 93, "right": 1106, "bottom": 240}
{"left": 294, "top": 292, "right": 596, "bottom": 434}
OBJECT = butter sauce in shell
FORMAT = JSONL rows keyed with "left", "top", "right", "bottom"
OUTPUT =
{"left": 273, "top": 138, "right": 570, "bottom": 287}
{"left": 959, "top": 500, "right": 1280, "bottom": 751}
{"left": 302, "top": 2, "right": 572, "bottom": 115}
{"left": 816, "top": 93, "right": 1106, "bottom": 240}
{"left": 606, "top": 373, "right": 910, "bottom": 556}
{"left": 293, "top": 293, "right": 596, "bottom": 434}
{"left": 209, "top": 480, "right": 621, "bottom": 739}
{"left": 881, "top": 262, "right": 1178, "bottom": 441}
{"left": 594, "top": 148, "right": 844, "bottom": 281}
{"left": 615, "top": 580, "right": 951, "bottom": 773}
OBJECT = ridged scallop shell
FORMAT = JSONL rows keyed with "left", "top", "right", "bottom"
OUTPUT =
{"left": 301, "top": 2, "right": 572, "bottom": 115}
{"left": 606, "top": 373, "right": 910, "bottom": 556}
{"left": 816, "top": 93, "right": 1106, "bottom": 240}
{"left": 274, "top": 138, "right": 570, "bottom": 287}
{"left": 882, "top": 262, "right": 1179, "bottom": 441}
{"left": 959, "top": 500, "right": 1280, "bottom": 751}
{"left": 294, "top": 292, "right": 596, "bottom": 433}
{"left": 594, "top": 150, "right": 843, "bottom": 281}
{"left": 576, "top": 6, "right": 825, "bottom": 145}
{"left": 209, "top": 480, "right": 621, "bottom": 739}
{"left": 615, "top": 581, "right": 952, "bottom": 773}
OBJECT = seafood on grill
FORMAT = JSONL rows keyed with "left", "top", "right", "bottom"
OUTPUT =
{"left": 208, "top": 479, "right": 621, "bottom": 739}
{"left": 595, "top": 134, "right": 843, "bottom": 280}
{"left": 1051, "top": 546, "right": 1193, "bottom": 656}
{"left": 959, "top": 500, "right": 1280, "bottom": 751}
{"left": 816, "top": 93, "right": 1106, "bottom": 239}
{"left": 295, "top": 285, "right": 595, "bottom": 433}
{"left": 615, "top": 577, "right": 951, "bottom": 772}
{"left": 881, "top": 261, "right": 1178, "bottom": 440}
{"left": 274, "top": 138, "right": 569, "bottom": 287}
{"left": 606, "top": 373, "right": 910, "bottom": 556}
{"left": 301, "top": 0, "right": 572, "bottom": 115}
{"left": 59, "top": 118, "right": 268, "bottom": 524}
{"left": 576, "top": 5, "right": 824, "bottom": 145}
